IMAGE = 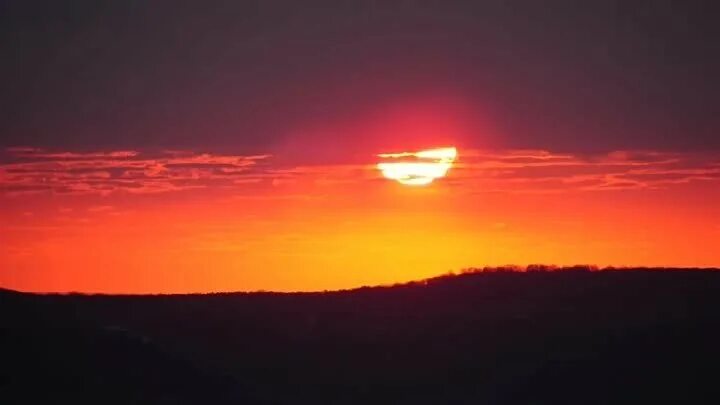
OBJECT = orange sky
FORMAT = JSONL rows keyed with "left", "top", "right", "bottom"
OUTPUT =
{"left": 1, "top": 146, "right": 719, "bottom": 293}
{"left": 2, "top": 1, "right": 720, "bottom": 294}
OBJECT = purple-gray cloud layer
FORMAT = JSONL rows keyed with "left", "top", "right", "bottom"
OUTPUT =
{"left": 1, "top": 1, "right": 718, "bottom": 152}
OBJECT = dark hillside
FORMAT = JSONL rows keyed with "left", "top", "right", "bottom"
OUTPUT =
{"left": 2, "top": 269, "right": 720, "bottom": 404}
{"left": 0, "top": 289, "right": 250, "bottom": 404}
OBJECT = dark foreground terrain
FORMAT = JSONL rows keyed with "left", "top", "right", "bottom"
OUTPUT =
{"left": 2, "top": 268, "right": 720, "bottom": 404}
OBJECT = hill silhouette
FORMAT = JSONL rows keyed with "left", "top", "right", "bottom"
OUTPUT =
{"left": 2, "top": 267, "right": 720, "bottom": 404}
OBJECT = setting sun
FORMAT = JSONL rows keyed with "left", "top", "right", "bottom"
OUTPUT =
{"left": 3, "top": 3, "right": 720, "bottom": 403}
{"left": 377, "top": 146, "right": 457, "bottom": 185}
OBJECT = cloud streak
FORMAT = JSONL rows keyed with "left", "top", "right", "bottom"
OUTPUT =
{"left": 1, "top": 147, "right": 719, "bottom": 196}
{"left": 442, "top": 149, "right": 720, "bottom": 193}
{"left": 273, "top": 148, "right": 720, "bottom": 193}
{"left": 0, "top": 148, "right": 270, "bottom": 196}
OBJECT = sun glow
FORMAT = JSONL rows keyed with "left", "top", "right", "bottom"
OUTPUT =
{"left": 377, "top": 147, "right": 457, "bottom": 185}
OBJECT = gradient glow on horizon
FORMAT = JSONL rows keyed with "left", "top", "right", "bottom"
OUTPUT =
{"left": 1, "top": 144, "right": 720, "bottom": 294}
{"left": 2, "top": 2, "right": 719, "bottom": 295}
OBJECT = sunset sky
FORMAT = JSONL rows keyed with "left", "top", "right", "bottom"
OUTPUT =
{"left": 1, "top": 1, "right": 719, "bottom": 293}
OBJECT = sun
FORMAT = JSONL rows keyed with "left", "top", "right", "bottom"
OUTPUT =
{"left": 377, "top": 147, "right": 457, "bottom": 185}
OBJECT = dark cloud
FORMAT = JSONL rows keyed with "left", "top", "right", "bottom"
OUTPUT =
{"left": 1, "top": 1, "right": 718, "bottom": 152}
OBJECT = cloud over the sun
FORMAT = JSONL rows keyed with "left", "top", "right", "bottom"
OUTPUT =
{"left": 272, "top": 148, "right": 720, "bottom": 193}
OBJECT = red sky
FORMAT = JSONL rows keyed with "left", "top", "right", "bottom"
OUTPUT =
{"left": 2, "top": 144, "right": 719, "bottom": 293}
{"left": 1, "top": 2, "right": 719, "bottom": 293}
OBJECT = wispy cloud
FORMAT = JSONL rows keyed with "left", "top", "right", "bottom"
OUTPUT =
{"left": 446, "top": 149, "right": 720, "bottom": 193}
{"left": 270, "top": 148, "right": 720, "bottom": 193}
{"left": 1, "top": 147, "right": 718, "bottom": 196}
{"left": 0, "top": 148, "right": 271, "bottom": 196}
{"left": 87, "top": 205, "right": 115, "bottom": 213}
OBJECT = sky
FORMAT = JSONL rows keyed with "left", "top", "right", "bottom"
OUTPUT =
{"left": 1, "top": 0, "right": 719, "bottom": 293}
